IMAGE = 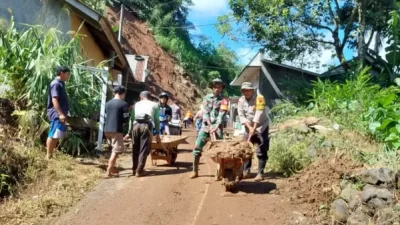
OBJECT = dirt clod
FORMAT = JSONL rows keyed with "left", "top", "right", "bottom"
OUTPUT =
{"left": 205, "top": 140, "right": 254, "bottom": 159}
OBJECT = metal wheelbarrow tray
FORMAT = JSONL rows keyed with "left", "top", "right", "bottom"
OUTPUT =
{"left": 151, "top": 135, "right": 188, "bottom": 166}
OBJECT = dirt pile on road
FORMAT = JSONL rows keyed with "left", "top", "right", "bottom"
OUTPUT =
{"left": 205, "top": 140, "right": 254, "bottom": 159}
{"left": 106, "top": 7, "right": 203, "bottom": 111}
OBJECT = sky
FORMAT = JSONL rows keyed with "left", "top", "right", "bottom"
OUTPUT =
{"left": 186, "top": 0, "right": 388, "bottom": 74}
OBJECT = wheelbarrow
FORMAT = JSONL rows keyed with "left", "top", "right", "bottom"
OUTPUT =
{"left": 150, "top": 135, "right": 188, "bottom": 166}
{"left": 208, "top": 132, "right": 253, "bottom": 192}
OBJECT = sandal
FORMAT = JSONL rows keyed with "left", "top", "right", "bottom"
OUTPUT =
{"left": 104, "top": 173, "right": 120, "bottom": 179}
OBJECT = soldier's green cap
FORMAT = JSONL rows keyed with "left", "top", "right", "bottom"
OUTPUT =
{"left": 209, "top": 78, "right": 226, "bottom": 88}
{"left": 241, "top": 82, "right": 255, "bottom": 90}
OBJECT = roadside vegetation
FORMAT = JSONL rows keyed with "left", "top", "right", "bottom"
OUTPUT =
{"left": 0, "top": 13, "right": 104, "bottom": 225}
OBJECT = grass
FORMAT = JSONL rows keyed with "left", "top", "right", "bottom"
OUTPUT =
{"left": 266, "top": 115, "right": 389, "bottom": 177}
{"left": 0, "top": 140, "right": 102, "bottom": 225}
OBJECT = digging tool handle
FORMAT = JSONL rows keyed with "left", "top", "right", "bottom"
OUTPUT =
{"left": 211, "top": 131, "right": 216, "bottom": 142}
{"left": 247, "top": 130, "right": 257, "bottom": 143}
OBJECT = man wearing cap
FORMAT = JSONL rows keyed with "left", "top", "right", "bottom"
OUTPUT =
{"left": 190, "top": 78, "right": 229, "bottom": 179}
{"left": 46, "top": 66, "right": 70, "bottom": 160}
{"left": 103, "top": 86, "right": 130, "bottom": 178}
{"left": 126, "top": 91, "right": 161, "bottom": 177}
{"left": 237, "top": 82, "right": 269, "bottom": 181}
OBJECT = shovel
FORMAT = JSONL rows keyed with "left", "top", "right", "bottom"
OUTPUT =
{"left": 210, "top": 130, "right": 217, "bottom": 142}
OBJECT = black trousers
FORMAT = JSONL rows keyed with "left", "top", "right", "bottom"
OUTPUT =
{"left": 132, "top": 122, "right": 153, "bottom": 173}
{"left": 243, "top": 126, "right": 269, "bottom": 174}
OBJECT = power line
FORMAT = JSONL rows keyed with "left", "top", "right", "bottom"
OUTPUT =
{"left": 156, "top": 19, "right": 239, "bottom": 29}
{"left": 125, "top": 0, "right": 187, "bottom": 13}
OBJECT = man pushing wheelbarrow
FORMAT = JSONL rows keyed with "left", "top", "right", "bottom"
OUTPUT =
{"left": 237, "top": 82, "right": 270, "bottom": 181}
{"left": 189, "top": 78, "right": 229, "bottom": 179}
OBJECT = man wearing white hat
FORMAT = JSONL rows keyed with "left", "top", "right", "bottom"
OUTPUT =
{"left": 237, "top": 82, "right": 269, "bottom": 181}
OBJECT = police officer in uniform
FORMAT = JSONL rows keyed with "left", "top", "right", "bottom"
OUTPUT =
{"left": 158, "top": 92, "right": 172, "bottom": 135}
{"left": 237, "top": 82, "right": 269, "bottom": 181}
{"left": 126, "top": 91, "right": 161, "bottom": 177}
{"left": 190, "top": 78, "right": 229, "bottom": 179}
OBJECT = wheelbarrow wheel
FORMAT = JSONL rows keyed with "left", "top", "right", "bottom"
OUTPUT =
{"left": 170, "top": 147, "right": 178, "bottom": 165}
{"left": 223, "top": 169, "right": 235, "bottom": 192}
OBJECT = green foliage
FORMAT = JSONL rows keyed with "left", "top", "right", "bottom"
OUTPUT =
{"left": 60, "top": 131, "right": 88, "bottom": 156}
{"left": 80, "top": 0, "right": 111, "bottom": 14}
{"left": 270, "top": 101, "right": 304, "bottom": 122}
{"left": 366, "top": 89, "right": 400, "bottom": 150}
{"left": 309, "top": 67, "right": 400, "bottom": 150}
{"left": 12, "top": 109, "right": 49, "bottom": 145}
{"left": 219, "top": 0, "right": 396, "bottom": 65}
{"left": 0, "top": 15, "right": 105, "bottom": 151}
{"left": 0, "top": 16, "right": 104, "bottom": 119}
{"left": 267, "top": 131, "right": 312, "bottom": 177}
{"left": 0, "top": 144, "right": 47, "bottom": 197}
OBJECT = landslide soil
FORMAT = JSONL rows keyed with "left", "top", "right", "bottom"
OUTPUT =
{"left": 106, "top": 7, "right": 202, "bottom": 111}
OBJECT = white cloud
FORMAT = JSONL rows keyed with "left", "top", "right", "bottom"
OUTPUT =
{"left": 189, "top": 0, "right": 229, "bottom": 18}
{"left": 236, "top": 47, "right": 259, "bottom": 65}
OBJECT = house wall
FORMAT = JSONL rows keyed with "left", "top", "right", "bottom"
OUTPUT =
{"left": 71, "top": 13, "right": 106, "bottom": 67}
{"left": 0, "top": 0, "right": 70, "bottom": 34}
{"left": 259, "top": 62, "right": 317, "bottom": 108}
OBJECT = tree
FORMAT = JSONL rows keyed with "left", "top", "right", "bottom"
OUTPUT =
{"left": 217, "top": 0, "right": 396, "bottom": 69}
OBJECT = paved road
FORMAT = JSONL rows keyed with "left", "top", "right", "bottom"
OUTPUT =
{"left": 56, "top": 129, "right": 295, "bottom": 225}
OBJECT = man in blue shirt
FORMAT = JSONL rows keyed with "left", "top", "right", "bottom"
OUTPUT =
{"left": 46, "top": 66, "right": 70, "bottom": 160}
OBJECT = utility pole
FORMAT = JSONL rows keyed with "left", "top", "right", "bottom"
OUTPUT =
{"left": 118, "top": 3, "right": 124, "bottom": 42}
{"left": 117, "top": 3, "right": 125, "bottom": 87}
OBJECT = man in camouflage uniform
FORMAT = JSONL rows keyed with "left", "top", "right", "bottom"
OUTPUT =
{"left": 190, "top": 78, "right": 228, "bottom": 179}
{"left": 237, "top": 82, "right": 269, "bottom": 181}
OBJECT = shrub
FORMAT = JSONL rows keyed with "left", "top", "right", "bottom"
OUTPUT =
{"left": 308, "top": 67, "right": 400, "bottom": 150}
{"left": 267, "top": 131, "right": 313, "bottom": 176}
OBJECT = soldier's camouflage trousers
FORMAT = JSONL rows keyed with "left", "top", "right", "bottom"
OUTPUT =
{"left": 193, "top": 129, "right": 223, "bottom": 156}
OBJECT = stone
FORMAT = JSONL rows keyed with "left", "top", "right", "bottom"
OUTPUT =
{"left": 333, "top": 123, "right": 340, "bottom": 131}
{"left": 331, "top": 199, "right": 350, "bottom": 223}
{"left": 310, "top": 125, "right": 334, "bottom": 133}
{"left": 360, "top": 186, "right": 393, "bottom": 204}
{"left": 322, "top": 140, "right": 334, "bottom": 148}
{"left": 369, "top": 198, "right": 387, "bottom": 209}
{"left": 296, "top": 123, "right": 310, "bottom": 133}
{"left": 307, "top": 146, "right": 317, "bottom": 158}
{"left": 376, "top": 208, "right": 398, "bottom": 225}
{"left": 291, "top": 211, "right": 309, "bottom": 225}
{"left": 348, "top": 195, "right": 362, "bottom": 212}
{"left": 346, "top": 207, "right": 370, "bottom": 225}
{"left": 360, "top": 168, "right": 396, "bottom": 186}
{"left": 361, "top": 204, "right": 375, "bottom": 217}
{"left": 296, "top": 134, "right": 305, "bottom": 141}
{"left": 340, "top": 180, "right": 353, "bottom": 189}
{"left": 340, "top": 187, "right": 360, "bottom": 203}
{"left": 363, "top": 184, "right": 375, "bottom": 191}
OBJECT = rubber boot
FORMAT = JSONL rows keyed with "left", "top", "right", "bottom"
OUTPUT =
{"left": 242, "top": 159, "right": 252, "bottom": 179}
{"left": 255, "top": 159, "right": 266, "bottom": 182}
{"left": 189, "top": 155, "right": 200, "bottom": 179}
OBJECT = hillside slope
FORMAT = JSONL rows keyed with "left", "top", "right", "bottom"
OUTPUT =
{"left": 106, "top": 7, "right": 203, "bottom": 111}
